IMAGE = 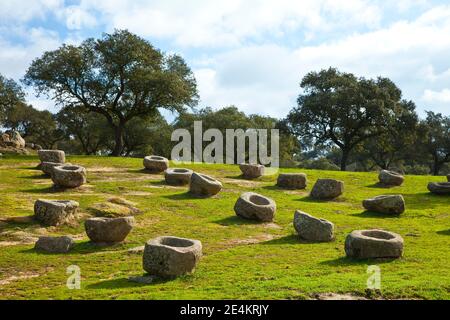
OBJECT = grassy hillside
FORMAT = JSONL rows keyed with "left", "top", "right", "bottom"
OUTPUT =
{"left": 0, "top": 155, "right": 449, "bottom": 300}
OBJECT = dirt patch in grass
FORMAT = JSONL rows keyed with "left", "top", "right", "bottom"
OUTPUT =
{"left": 314, "top": 293, "right": 368, "bottom": 300}
{"left": 226, "top": 234, "right": 283, "bottom": 247}
{"left": 223, "top": 178, "right": 265, "bottom": 188}
{"left": 0, "top": 272, "right": 41, "bottom": 286}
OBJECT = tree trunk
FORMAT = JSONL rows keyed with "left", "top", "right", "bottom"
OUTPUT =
{"left": 112, "top": 124, "right": 124, "bottom": 156}
{"left": 340, "top": 149, "right": 349, "bottom": 171}
{"left": 433, "top": 159, "right": 441, "bottom": 176}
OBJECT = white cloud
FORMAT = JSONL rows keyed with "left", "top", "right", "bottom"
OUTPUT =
{"left": 77, "top": 0, "right": 382, "bottom": 47}
{"left": 194, "top": 4, "right": 450, "bottom": 117}
{"left": 423, "top": 89, "right": 450, "bottom": 103}
{"left": 0, "top": 0, "right": 63, "bottom": 23}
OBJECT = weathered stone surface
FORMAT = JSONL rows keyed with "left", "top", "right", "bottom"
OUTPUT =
{"left": 277, "top": 173, "right": 307, "bottom": 189}
{"left": 51, "top": 165, "right": 87, "bottom": 188}
{"left": 143, "top": 236, "right": 202, "bottom": 277}
{"left": 40, "top": 161, "right": 72, "bottom": 176}
{"left": 34, "top": 236, "right": 74, "bottom": 253}
{"left": 293, "top": 211, "right": 334, "bottom": 242}
{"left": 379, "top": 170, "right": 404, "bottom": 186}
{"left": 85, "top": 217, "right": 135, "bottom": 243}
{"left": 234, "top": 192, "right": 276, "bottom": 222}
{"left": 34, "top": 199, "right": 79, "bottom": 226}
{"left": 89, "top": 197, "right": 141, "bottom": 218}
{"left": 189, "top": 172, "right": 222, "bottom": 197}
{"left": 143, "top": 156, "right": 169, "bottom": 173}
{"left": 310, "top": 179, "right": 344, "bottom": 200}
{"left": 165, "top": 168, "right": 193, "bottom": 186}
{"left": 363, "top": 195, "right": 405, "bottom": 214}
{"left": 345, "top": 230, "right": 404, "bottom": 259}
{"left": 38, "top": 150, "right": 65, "bottom": 164}
{"left": 427, "top": 182, "right": 450, "bottom": 195}
{"left": 8, "top": 131, "right": 25, "bottom": 148}
{"left": 239, "top": 164, "right": 265, "bottom": 179}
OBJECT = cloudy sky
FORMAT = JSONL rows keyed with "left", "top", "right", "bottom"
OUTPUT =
{"left": 1, "top": 0, "right": 449, "bottom": 119}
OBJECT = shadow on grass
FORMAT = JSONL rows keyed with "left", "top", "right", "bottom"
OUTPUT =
{"left": 214, "top": 216, "right": 262, "bottom": 226}
{"left": 295, "top": 195, "right": 347, "bottom": 203}
{"left": 20, "top": 185, "right": 79, "bottom": 194}
{"left": 225, "top": 174, "right": 262, "bottom": 181}
{"left": 261, "top": 235, "right": 299, "bottom": 245}
{"left": 437, "top": 229, "right": 450, "bottom": 236}
{"left": 351, "top": 211, "right": 401, "bottom": 219}
{"left": 19, "top": 174, "right": 49, "bottom": 180}
{"left": 128, "top": 168, "right": 164, "bottom": 175}
{"left": 162, "top": 192, "right": 198, "bottom": 201}
{"left": 365, "top": 182, "right": 399, "bottom": 189}
{"left": 19, "top": 241, "right": 128, "bottom": 255}
{"left": 320, "top": 256, "right": 398, "bottom": 267}
{"left": 86, "top": 276, "right": 173, "bottom": 289}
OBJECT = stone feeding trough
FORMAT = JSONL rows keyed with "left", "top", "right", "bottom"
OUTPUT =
{"left": 34, "top": 199, "right": 79, "bottom": 226}
{"left": 189, "top": 173, "right": 222, "bottom": 197}
{"left": 378, "top": 170, "right": 404, "bottom": 186}
{"left": 363, "top": 195, "right": 405, "bottom": 215}
{"left": 164, "top": 168, "right": 193, "bottom": 186}
{"left": 293, "top": 211, "right": 335, "bottom": 242}
{"left": 310, "top": 179, "right": 344, "bottom": 200}
{"left": 234, "top": 192, "right": 276, "bottom": 222}
{"left": 345, "top": 230, "right": 404, "bottom": 259}
{"left": 41, "top": 161, "right": 72, "bottom": 176}
{"left": 277, "top": 173, "right": 307, "bottom": 190}
{"left": 428, "top": 182, "right": 450, "bottom": 195}
{"left": 239, "top": 164, "right": 265, "bottom": 179}
{"left": 35, "top": 236, "right": 74, "bottom": 253}
{"left": 38, "top": 149, "right": 66, "bottom": 164}
{"left": 85, "top": 217, "right": 135, "bottom": 244}
{"left": 51, "top": 165, "right": 87, "bottom": 188}
{"left": 143, "top": 236, "right": 202, "bottom": 278}
{"left": 143, "top": 155, "right": 169, "bottom": 173}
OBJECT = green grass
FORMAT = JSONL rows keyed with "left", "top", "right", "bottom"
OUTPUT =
{"left": 0, "top": 155, "right": 449, "bottom": 300}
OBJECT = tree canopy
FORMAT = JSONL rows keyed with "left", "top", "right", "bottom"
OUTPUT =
{"left": 23, "top": 29, "right": 198, "bottom": 156}
{"left": 287, "top": 68, "right": 412, "bottom": 171}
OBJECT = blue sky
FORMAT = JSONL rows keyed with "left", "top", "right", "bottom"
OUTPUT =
{"left": 1, "top": 0, "right": 449, "bottom": 119}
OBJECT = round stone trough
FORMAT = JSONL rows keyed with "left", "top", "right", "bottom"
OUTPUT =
{"left": 234, "top": 192, "right": 276, "bottom": 222}
{"left": 427, "top": 182, "right": 450, "bottom": 195}
{"left": 35, "top": 236, "right": 74, "bottom": 253}
{"left": 51, "top": 165, "right": 87, "bottom": 188}
{"left": 34, "top": 199, "right": 79, "bottom": 226}
{"left": 143, "top": 236, "right": 202, "bottom": 277}
{"left": 38, "top": 149, "right": 65, "bottom": 164}
{"left": 239, "top": 164, "right": 265, "bottom": 179}
{"left": 379, "top": 170, "right": 404, "bottom": 186}
{"left": 277, "top": 173, "right": 307, "bottom": 189}
{"left": 293, "top": 211, "right": 334, "bottom": 242}
{"left": 345, "top": 229, "right": 404, "bottom": 259}
{"left": 310, "top": 179, "right": 344, "bottom": 200}
{"left": 164, "top": 168, "right": 193, "bottom": 186}
{"left": 85, "top": 217, "right": 135, "bottom": 243}
{"left": 189, "top": 172, "right": 222, "bottom": 197}
{"left": 362, "top": 195, "right": 405, "bottom": 215}
{"left": 143, "top": 156, "right": 169, "bottom": 173}
{"left": 41, "top": 161, "right": 72, "bottom": 176}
